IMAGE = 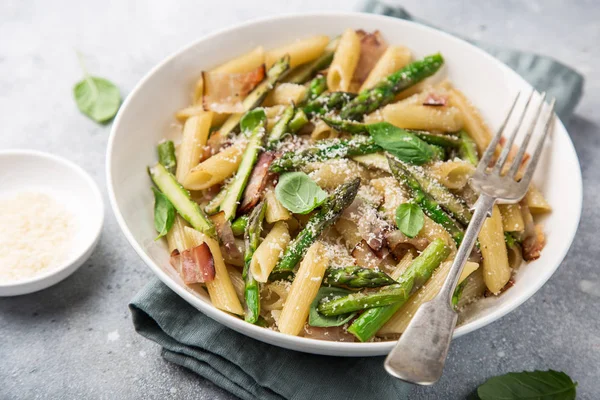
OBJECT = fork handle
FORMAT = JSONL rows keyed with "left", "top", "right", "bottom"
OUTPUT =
{"left": 384, "top": 194, "right": 496, "bottom": 385}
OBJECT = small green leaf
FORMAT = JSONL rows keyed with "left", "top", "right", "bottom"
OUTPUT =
{"left": 309, "top": 287, "right": 356, "bottom": 327}
{"left": 368, "top": 122, "right": 434, "bottom": 165}
{"left": 275, "top": 172, "right": 328, "bottom": 214}
{"left": 240, "top": 108, "right": 267, "bottom": 133}
{"left": 152, "top": 187, "right": 176, "bottom": 240}
{"left": 395, "top": 203, "right": 424, "bottom": 238}
{"left": 477, "top": 370, "right": 577, "bottom": 400}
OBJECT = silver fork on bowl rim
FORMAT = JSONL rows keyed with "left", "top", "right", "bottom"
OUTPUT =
{"left": 384, "top": 91, "right": 556, "bottom": 385}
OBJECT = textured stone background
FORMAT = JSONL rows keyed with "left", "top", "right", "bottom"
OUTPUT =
{"left": 1, "top": 0, "right": 599, "bottom": 398}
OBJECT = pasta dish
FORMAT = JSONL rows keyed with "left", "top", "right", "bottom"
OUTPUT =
{"left": 148, "top": 30, "right": 550, "bottom": 342}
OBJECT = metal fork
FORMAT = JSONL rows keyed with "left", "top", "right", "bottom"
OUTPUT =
{"left": 384, "top": 92, "right": 556, "bottom": 385}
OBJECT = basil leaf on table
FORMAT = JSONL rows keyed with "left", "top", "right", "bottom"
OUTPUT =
{"left": 275, "top": 172, "right": 327, "bottom": 214}
{"left": 309, "top": 287, "right": 356, "bottom": 327}
{"left": 477, "top": 370, "right": 577, "bottom": 400}
{"left": 73, "top": 53, "right": 121, "bottom": 123}
{"left": 368, "top": 122, "right": 434, "bottom": 165}
{"left": 395, "top": 203, "right": 425, "bottom": 238}
{"left": 152, "top": 187, "right": 176, "bottom": 240}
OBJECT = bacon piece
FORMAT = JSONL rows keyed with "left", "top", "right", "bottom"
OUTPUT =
{"left": 170, "top": 243, "right": 216, "bottom": 284}
{"left": 352, "top": 30, "right": 388, "bottom": 86}
{"left": 423, "top": 93, "right": 448, "bottom": 106}
{"left": 239, "top": 152, "right": 276, "bottom": 213}
{"left": 202, "top": 65, "right": 266, "bottom": 113}
{"left": 210, "top": 211, "right": 243, "bottom": 262}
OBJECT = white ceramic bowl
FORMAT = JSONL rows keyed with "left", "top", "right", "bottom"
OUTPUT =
{"left": 107, "top": 12, "right": 582, "bottom": 356}
{"left": 0, "top": 150, "right": 104, "bottom": 296}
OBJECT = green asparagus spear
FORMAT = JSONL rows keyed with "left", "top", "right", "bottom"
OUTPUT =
{"left": 270, "top": 136, "right": 382, "bottom": 173}
{"left": 219, "top": 109, "right": 267, "bottom": 220}
{"left": 401, "top": 162, "right": 472, "bottom": 226}
{"left": 205, "top": 181, "right": 230, "bottom": 215}
{"left": 411, "top": 131, "right": 461, "bottom": 148}
{"left": 285, "top": 37, "right": 339, "bottom": 84}
{"left": 306, "top": 75, "right": 327, "bottom": 101}
{"left": 157, "top": 141, "right": 177, "bottom": 175}
{"left": 243, "top": 202, "right": 266, "bottom": 324}
{"left": 303, "top": 92, "right": 356, "bottom": 117}
{"left": 269, "top": 178, "right": 360, "bottom": 281}
{"left": 267, "top": 104, "right": 295, "bottom": 148}
{"left": 340, "top": 54, "right": 445, "bottom": 121}
{"left": 288, "top": 109, "right": 309, "bottom": 133}
{"left": 458, "top": 130, "right": 479, "bottom": 166}
{"left": 231, "top": 215, "right": 249, "bottom": 236}
{"left": 319, "top": 239, "right": 449, "bottom": 316}
{"left": 320, "top": 117, "right": 369, "bottom": 134}
{"left": 323, "top": 266, "right": 396, "bottom": 289}
{"left": 149, "top": 163, "right": 215, "bottom": 237}
{"left": 430, "top": 144, "right": 446, "bottom": 161}
{"left": 387, "top": 155, "right": 464, "bottom": 245}
{"left": 345, "top": 239, "right": 450, "bottom": 342}
{"left": 218, "top": 56, "right": 290, "bottom": 138}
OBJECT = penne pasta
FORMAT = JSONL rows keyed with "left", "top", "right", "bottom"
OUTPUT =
{"left": 428, "top": 161, "right": 475, "bottom": 190}
{"left": 327, "top": 29, "right": 361, "bottom": 92}
{"left": 264, "top": 190, "right": 291, "bottom": 223}
{"left": 183, "top": 227, "right": 244, "bottom": 315}
{"left": 307, "top": 159, "right": 368, "bottom": 190}
{"left": 261, "top": 281, "right": 290, "bottom": 312}
{"left": 334, "top": 218, "right": 363, "bottom": 251}
{"left": 499, "top": 204, "right": 525, "bottom": 232}
{"left": 166, "top": 215, "right": 189, "bottom": 253}
{"left": 266, "top": 35, "right": 329, "bottom": 69}
{"left": 380, "top": 101, "right": 464, "bottom": 132}
{"left": 175, "top": 113, "right": 212, "bottom": 183}
{"left": 278, "top": 242, "right": 329, "bottom": 336}
{"left": 263, "top": 83, "right": 307, "bottom": 107}
{"left": 251, "top": 221, "right": 291, "bottom": 282}
{"left": 310, "top": 120, "right": 339, "bottom": 141}
{"left": 524, "top": 184, "right": 552, "bottom": 213}
{"left": 182, "top": 139, "right": 246, "bottom": 190}
{"left": 379, "top": 260, "right": 479, "bottom": 335}
{"left": 446, "top": 85, "right": 493, "bottom": 153}
{"left": 360, "top": 45, "right": 412, "bottom": 91}
{"left": 226, "top": 265, "right": 246, "bottom": 304}
{"left": 479, "top": 205, "right": 511, "bottom": 294}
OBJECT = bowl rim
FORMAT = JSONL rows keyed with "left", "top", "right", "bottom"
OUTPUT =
{"left": 0, "top": 149, "right": 105, "bottom": 293}
{"left": 106, "top": 11, "right": 583, "bottom": 355}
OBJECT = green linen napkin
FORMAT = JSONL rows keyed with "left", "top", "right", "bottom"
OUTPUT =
{"left": 129, "top": 4, "right": 584, "bottom": 400}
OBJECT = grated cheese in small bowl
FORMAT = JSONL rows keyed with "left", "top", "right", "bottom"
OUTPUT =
{"left": 0, "top": 192, "right": 76, "bottom": 283}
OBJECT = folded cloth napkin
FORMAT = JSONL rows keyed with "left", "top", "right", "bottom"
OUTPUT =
{"left": 130, "top": 4, "right": 585, "bottom": 400}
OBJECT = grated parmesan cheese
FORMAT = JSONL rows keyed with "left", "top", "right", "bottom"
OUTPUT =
{"left": 0, "top": 192, "right": 76, "bottom": 283}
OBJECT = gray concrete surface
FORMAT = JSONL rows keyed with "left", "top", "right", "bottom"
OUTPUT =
{"left": 1, "top": 0, "right": 599, "bottom": 398}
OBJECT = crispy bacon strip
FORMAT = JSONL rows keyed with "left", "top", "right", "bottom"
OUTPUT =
{"left": 202, "top": 65, "right": 266, "bottom": 113}
{"left": 170, "top": 243, "right": 215, "bottom": 284}
{"left": 239, "top": 152, "right": 276, "bottom": 213}
{"left": 352, "top": 30, "right": 388, "bottom": 86}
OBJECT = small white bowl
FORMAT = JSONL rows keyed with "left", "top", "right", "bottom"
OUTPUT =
{"left": 107, "top": 12, "right": 582, "bottom": 356}
{"left": 0, "top": 150, "right": 104, "bottom": 296}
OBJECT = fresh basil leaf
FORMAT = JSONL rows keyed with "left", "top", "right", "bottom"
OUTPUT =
{"left": 275, "top": 172, "right": 328, "bottom": 214}
{"left": 478, "top": 370, "right": 577, "bottom": 400}
{"left": 152, "top": 187, "right": 176, "bottom": 240}
{"left": 309, "top": 287, "right": 356, "bottom": 327}
{"left": 240, "top": 108, "right": 267, "bottom": 133}
{"left": 368, "top": 122, "right": 434, "bottom": 165}
{"left": 395, "top": 203, "right": 424, "bottom": 238}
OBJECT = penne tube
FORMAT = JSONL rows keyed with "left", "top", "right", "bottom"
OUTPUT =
{"left": 380, "top": 102, "right": 464, "bottom": 132}
{"left": 524, "top": 184, "right": 552, "bottom": 213}
{"left": 446, "top": 85, "right": 493, "bottom": 153}
{"left": 264, "top": 190, "right": 291, "bottom": 223}
{"left": 166, "top": 215, "right": 189, "bottom": 253}
{"left": 310, "top": 120, "right": 338, "bottom": 141}
{"left": 479, "top": 205, "right": 511, "bottom": 294}
{"left": 390, "top": 251, "right": 414, "bottom": 280}
{"left": 379, "top": 260, "right": 479, "bottom": 335}
{"left": 307, "top": 159, "right": 368, "bottom": 190}
{"left": 266, "top": 35, "right": 329, "bottom": 69}
{"left": 334, "top": 218, "right": 363, "bottom": 251}
{"left": 176, "top": 113, "right": 212, "bottom": 183}
{"left": 263, "top": 83, "right": 307, "bottom": 107}
{"left": 226, "top": 265, "right": 245, "bottom": 304}
{"left": 182, "top": 139, "right": 246, "bottom": 190}
{"left": 359, "top": 45, "right": 412, "bottom": 91}
{"left": 327, "top": 29, "right": 361, "bottom": 92}
{"left": 277, "top": 242, "right": 329, "bottom": 336}
{"left": 499, "top": 204, "right": 525, "bottom": 232}
{"left": 428, "top": 161, "right": 475, "bottom": 190}
{"left": 183, "top": 227, "right": 244, "bottom": 315}
{"left": 250, "top": 222, "right": 291, "bottom": 282}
